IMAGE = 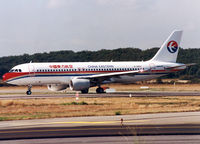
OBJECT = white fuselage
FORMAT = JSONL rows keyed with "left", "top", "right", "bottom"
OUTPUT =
{"left": 3, "top": 61, "right": 185, "bottom": 86}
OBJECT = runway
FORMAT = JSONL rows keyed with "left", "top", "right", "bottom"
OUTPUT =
{"left": 1, "top": 91, "right": 200, "bottom": 99}
{"left": 2, "top": 135, "right": 200, "bottom": 144}
{"left": 1, "top": 112, "right": 200, "bottom": 143}
{"left": 1, "top": 124, "right": 200, "bottom": 140}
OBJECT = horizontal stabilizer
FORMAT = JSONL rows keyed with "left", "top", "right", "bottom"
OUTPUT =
{"left": 165, "top": 63, "right": 196, "bottom": 70}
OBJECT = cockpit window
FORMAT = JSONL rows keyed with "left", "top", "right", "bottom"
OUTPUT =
{"left": 9, "top": 69, "right": 15, "bottom": 72}
{"left": 9, "top": 69, "right": 22, "bottom": 73}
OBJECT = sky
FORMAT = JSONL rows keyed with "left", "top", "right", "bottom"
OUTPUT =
{"left": 0, "top": 0, "right": 200, "bottom": 57}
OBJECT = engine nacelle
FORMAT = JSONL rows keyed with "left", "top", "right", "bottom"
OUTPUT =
{"left": 47, "top": 84, "right": 68, "bottom": 91}
{"left": 69, "top": 78, "right": 90, "bottom": 91}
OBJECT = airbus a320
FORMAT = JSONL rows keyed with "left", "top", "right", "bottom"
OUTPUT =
{"left": 3, "top": 30, "right": 193, "bottom": 95}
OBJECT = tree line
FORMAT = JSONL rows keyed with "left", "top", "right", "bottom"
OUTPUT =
{"left": 0, "top": 47, "right": 199, "bottom": 82}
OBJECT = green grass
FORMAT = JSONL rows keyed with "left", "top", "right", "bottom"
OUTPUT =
{"left": 60, "top": 101, "right": 104, "bottom": 106}
{"left": 0, "top": 113, "right": 53, "bottom": 121}
{"left": 115, "top": 111, "right": 121, "bottom": 115}
{"left": 0, "top": 117, "right": 9, "bottom": 121}
{"left": 61, "top": 101, "right": 89, "bottom": 105}
{"left": 135, "top": 102, "right": 188, "bottom": 105}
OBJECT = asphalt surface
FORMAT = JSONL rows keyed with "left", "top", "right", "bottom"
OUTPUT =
{"left": 0, "top": 124, "right": 200, "bottom": 140}
{"left": 1, "top": 91, "right": 200, "bottom": 99}
{"left": 1, "top": 124, "right": 200, "bottom": 140}
{"left": 1, "top": 112, "right": 200, "bottom": 143}
{"left": 2, "top": 135, "right": 200, "bottom": 144}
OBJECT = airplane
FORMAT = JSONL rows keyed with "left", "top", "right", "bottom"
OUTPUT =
{"left": 2, "top": 30, "right": 193, "bottom": 95}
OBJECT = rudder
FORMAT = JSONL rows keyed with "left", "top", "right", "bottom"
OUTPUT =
{"left": 150, "top": 30, "right": 183, "bottom": 62}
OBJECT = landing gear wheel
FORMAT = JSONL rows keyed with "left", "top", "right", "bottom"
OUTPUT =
{"left": 26, "top": 90, "right": 32, "bottom": 95}
{"left": 26, "top": 85, "right": 32, "bottom": 95}
{"left": 81, "top": 89, "right": 89, "bottom": 94}
{"left": 96, "top": 87, "right": 105, "bottom": 93}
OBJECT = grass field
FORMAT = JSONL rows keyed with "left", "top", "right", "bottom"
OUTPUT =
{"left": 1, "top": 83, "right": 200, "bottom": 121}
{"left": 1, "top": 96, "right": 200, "bottom": 121}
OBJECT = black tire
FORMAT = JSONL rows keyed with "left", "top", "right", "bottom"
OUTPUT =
{"left": 96, "top": 87, "right": 105, "bottom": 93}
{"left": 26, "top": 90, "right": 32, "bottom": 95}
{"left": 81, "top": 89, "right": 89, "bottom": 94}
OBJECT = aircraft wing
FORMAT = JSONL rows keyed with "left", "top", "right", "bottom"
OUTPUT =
{"left": 76, "top": 70, "right": 145, "bottom": 84}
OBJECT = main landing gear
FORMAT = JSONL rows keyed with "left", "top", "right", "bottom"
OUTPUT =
{"left": 81, "top": 89, "right": 89, "bottom": 94}
{"left": 26, "top": 85, "right": 32, "bottom": 95}
{"left": 80, "top": 87, "right": 105, "bottom": 94}
{"left": 96, "top": 87, "right": 105, "bottom": 94}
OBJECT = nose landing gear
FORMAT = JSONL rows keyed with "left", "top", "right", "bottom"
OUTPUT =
{"left": 26, "top": 85, "right": 32, "bottom": 95}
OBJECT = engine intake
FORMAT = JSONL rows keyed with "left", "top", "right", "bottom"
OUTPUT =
{"left": 70, "top": 78, "right": 90, "bottom": 91}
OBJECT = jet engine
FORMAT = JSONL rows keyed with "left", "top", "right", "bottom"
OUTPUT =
{"left": 69, "top": 78, "right": 90, "bottom": 91}
{"left": 47, "top": 84, "right": 68, "bottom": 91}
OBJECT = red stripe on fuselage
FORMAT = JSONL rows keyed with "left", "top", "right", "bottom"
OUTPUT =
{"left": 3, "top": 72, "right": 29, "bottom": 82}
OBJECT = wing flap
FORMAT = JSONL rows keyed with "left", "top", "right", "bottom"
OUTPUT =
{"left": 81, "top": 70, "right": 141, "bottom": 79}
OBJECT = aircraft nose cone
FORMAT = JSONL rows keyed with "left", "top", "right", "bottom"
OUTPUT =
{"left": 2, "top": 73, "right": 8, "bottom": 82}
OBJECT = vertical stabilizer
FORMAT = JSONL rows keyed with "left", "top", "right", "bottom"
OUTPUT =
{"left": 150, "top": 30, "right": 183, "bottom": 62}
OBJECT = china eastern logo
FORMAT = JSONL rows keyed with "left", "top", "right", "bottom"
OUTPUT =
{"left": 167, "top": 41, "right": 178, "bottom": 53}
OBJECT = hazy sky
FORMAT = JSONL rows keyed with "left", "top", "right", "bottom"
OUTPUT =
{"left": 0, "top": 0, "right": 200, "bottom": 56}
